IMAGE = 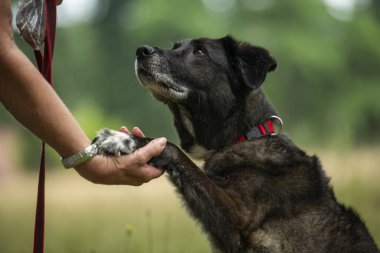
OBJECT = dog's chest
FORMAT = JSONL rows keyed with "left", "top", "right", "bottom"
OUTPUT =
{"left": 250, "top": 230, "right": 282, "bottom": 253}
{"left": 178, "top": 107, "right": 212, "bottom": 159}
{"left": 179, "top": 107, "right": 195, "bottom": 136}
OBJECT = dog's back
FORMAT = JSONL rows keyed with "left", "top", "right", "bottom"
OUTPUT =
{"left": 202, "top": 136, "right": 378, "bottom": 252}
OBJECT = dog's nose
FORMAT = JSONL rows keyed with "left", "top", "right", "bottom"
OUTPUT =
{"left": 136, "top": 45, "right": 156, "bottom": 57}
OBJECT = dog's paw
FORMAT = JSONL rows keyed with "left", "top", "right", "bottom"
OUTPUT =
{"left": 93, "top": 129, "right": 136, "bottom": 156}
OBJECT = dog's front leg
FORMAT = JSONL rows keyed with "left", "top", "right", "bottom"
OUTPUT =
{"left": 93, "top": 131, "right": 245, "bottom": 252}
{"left": 152, "top": 144, "right": 245, "bottom": 253}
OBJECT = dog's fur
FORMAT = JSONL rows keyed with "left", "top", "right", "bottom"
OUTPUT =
{"left": 95, "top": 36, "right": 379, "bottom": 253}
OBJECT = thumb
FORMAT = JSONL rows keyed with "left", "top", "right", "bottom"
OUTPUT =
{"left": 121, "top": 137, "right": 167, "bottom": 165}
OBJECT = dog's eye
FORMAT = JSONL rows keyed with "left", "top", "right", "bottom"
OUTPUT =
{"left": 193, "top": 48, "right": 205, "bottom": 56}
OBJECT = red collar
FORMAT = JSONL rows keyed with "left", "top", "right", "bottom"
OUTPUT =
{"left": 236, "top": 115, "right": 283, "bottom": 143}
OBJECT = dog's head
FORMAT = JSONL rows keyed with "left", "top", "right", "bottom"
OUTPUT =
{"left": 135, "top": 35, "right": 276, "bottom": 103}
{"left": 135, "top": 36, "right": 277, "bottom": 157}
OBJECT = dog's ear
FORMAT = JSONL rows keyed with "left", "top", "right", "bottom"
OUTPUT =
{"left": 221, "top": 35, "right": 277, "bottom": 90}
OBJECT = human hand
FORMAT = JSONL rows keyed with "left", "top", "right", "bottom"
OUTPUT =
{"left": 74, "top": 126, "right": 166, "bottom": 185}
{"left": 74, "top": 132, "right": 166, "bottom": 185}
{"left": 119, "top": 126, "right": 145, "bottom": 137}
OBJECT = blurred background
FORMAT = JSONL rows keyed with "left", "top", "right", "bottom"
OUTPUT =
{"left": 0, "top": 0, "right": 379, "bottom": 252}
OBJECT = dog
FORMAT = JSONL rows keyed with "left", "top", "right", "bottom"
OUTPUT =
{"left": 94, "top": 36, "right": 379, "bottom": 253}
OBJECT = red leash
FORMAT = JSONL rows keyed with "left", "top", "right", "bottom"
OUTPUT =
{"left": 32, "top": 1, "right": 57, "bottom": 252}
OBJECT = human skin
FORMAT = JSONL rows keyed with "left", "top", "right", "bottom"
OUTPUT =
{"left": 0, "top": 0, "right": 165, "bottom": 185}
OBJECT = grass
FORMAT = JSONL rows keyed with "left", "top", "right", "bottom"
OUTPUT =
{"left": 0, "top": 172, "right": 210, "bottom": 253}
{"left": 0, "top": 147, "right": 379, "bottom": 252}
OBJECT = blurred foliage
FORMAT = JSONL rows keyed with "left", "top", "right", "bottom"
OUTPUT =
{"left": 1, "top": 0, "right": 380, "bottom": 168}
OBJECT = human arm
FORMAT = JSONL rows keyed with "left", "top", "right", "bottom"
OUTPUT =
{"left": 0, "top": 0, "right": 165, "bottom": 185}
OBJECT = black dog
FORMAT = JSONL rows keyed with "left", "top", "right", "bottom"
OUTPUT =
{"left": 95, "top": 36, "right": 378, "bottom": 253}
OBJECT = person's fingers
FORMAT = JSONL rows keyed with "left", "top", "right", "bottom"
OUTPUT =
{"left": 133, "top": 137, "right": 167, "bottom": 164}
{"left": 120, "top": 137, "right": 167, "bottom": 165}
{"left": 131, "top": 127, "right": 145, "bottom": 137}
{"left": 111, "top": 163, "right": 162, "bottom": 185}
{"left": 114, "top": 158, "right": 164, "bottom": 185}
{"left": 119, "top": 126, "right": 144, "bottom": 137}
{"left": 119, "top": 126, "right": 130, "bottom": 134}
{"left": 137, "top": 164, "right": 165, "bottom": 181}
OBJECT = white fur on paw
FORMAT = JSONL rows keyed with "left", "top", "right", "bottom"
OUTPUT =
{"left": 94, "top": 129, "right": 136, "bottom": 156}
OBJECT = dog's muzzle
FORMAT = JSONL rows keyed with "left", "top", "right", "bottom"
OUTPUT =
{"left": 135, "top": 45, "right": 189, "bottom": 101}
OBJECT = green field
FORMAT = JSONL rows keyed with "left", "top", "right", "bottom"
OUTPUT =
{"left": 0, "top": 148, "right": 379, "bottom": 253}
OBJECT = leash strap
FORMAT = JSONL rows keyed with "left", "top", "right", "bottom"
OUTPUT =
{"left": 33, "top": 1, "right": 57, "bottom": 253}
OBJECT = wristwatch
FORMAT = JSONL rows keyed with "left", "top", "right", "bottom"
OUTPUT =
{"left": 61, "top": 143, "right": 99, "bottom": 169}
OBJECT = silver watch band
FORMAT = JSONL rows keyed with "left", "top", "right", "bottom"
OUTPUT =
{"left": 61, "top": 143, "right": 99, "bottom": 169}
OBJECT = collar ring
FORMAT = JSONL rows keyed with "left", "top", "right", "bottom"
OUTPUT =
{"left": 269, "top": 115, "right": 283, "bottom": 136}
